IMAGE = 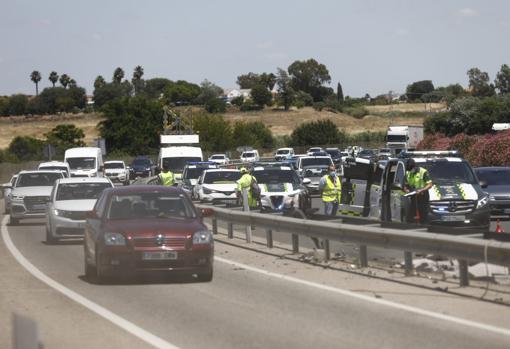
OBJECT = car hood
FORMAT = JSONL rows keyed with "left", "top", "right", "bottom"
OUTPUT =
{"left": 259, "top": 183, "right": 296, "bottom": 193}
{"left": 105, "top": 169, "right": 125, "bottom": 174}
{"left": 11, "top": 186, "right": 53, "bottom": 196}
{"left": 54, "top": 200, "right": 97, "bottom": 211}
{"left": 104, "top": 218, "right": 206, "bottom": 235}
{"left": 484, "top": 185, "right": 510, "bottom": 196}
{"left": 429, "top": 183, "right": 481, "bottom": 201}
{"left": 202, "top": 183, "right": 237, "bottom": 192}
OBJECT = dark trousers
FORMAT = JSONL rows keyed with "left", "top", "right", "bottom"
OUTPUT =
{"left": 409, "top": 191, "right": 429, "bottom": 224}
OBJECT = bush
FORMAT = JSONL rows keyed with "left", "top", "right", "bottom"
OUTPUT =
{"left": 7, "top": 94, "right": 28, "bottom": 115}
{"left": 192, "top": 113, "right": 233, "bottom": 152}
{"left": 344, "top": 106, "right": 369, "bottom": 119}
{"left": 250, "top": 84, "right": 272, "bottom": 107}
{"left": 232, "top": 121, "right": 274, "bottom": 149}
{"left": 313, "top": 102, "right": 326, "bottom": 111}
{"left": 294, "top": 91, "right": 314, "bottom": 106}
{"left": 293, "top": 100, "right": 305, "bottom": 109}
{"left": 240, "top": 100, "right": 263, "bottom": 112}
{"left": 231, "top": 96, "right": 244, "bottom": 106}
{"left": 204, "top": 98, "right": 227, "bottom": 113}
{"left": 290, "top": 119, "right": 346, "bottom": 146}
{"left": 7, "top": 136, "right": 45, "bottom": 161}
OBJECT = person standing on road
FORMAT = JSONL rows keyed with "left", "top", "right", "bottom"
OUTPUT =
{"left": 403, "top": 159, "right": 433, "bottom": 224}
{"left": 236, "top": 167, "right": 258, "bottom": 209}
{"left": 158, "top": 164, "right": 175, "bottom": 186}
{"left": 318, "top": 164, "right": 341, "bottom": 216}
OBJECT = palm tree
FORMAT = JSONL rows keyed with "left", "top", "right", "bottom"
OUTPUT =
{"left": 49, "top": 71, "right": 59, "bottom": 87}
{"left": 30, "top": 70, "right": 42, "bottom": 96}
{"left": 69, "top": 79, "right": 77, "bottom": 88}
{"left": 132, "top": 65, "right": 144, "bottom": 94}
{"left": 94, "top": 75, "right": 106, "bottom": 90}
{"left": 59, "top": 74, "right": 70, "bottom": 88}
{"left": 112, "top": 67, "right": 124, "bottom": 84}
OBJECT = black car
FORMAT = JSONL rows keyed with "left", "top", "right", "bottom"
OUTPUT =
{"left": 325, "top": 148, "right": 342, "bottom": 165}
{"left": 130, "top": 156, "right": 156, "bottom": 178}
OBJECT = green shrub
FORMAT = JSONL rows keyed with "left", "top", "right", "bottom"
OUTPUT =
{"left": 293, "top": 100, "right": 305, "bottom": 109}
{"left": 7, "top": 136, "right": 45, "bottom": 162}
{"left": 240, "top": 100, "right": 263, "bottom": 112}
{"left": 313, "top": 102, "right": 326, "bottom": 111}
{"left": 290, "top": 119, "right": 346, "bottom": 146}
{"left": 344, "top": 106, "right": 369, "bottom": 119}
{"left": 204, "top": 98, "right": 227, "bottom": 113}
{"left": 231, "top": 96, "right": 244, "bottom": 106}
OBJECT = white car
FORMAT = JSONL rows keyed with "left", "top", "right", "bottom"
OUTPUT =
{"left": 208, "top": 154, "right": 230, "bottom": 165}
{"left": 2, "top": 174, "right": 18, "bottom": 214}
{"left": 9, "top": 170, "right": 66, "bottom": 225}
{"left": 196, "top": 169, "right": 241, "bottom": 204}
{"left": 180, "top": 162, "right": 218, "bottom": 199}
{"left": 296, "top": 156, "right": 334, "bottom": 176}
{"left": 45, "top": 177, "right": 113, "bottom": 243}
{"left": 252, "top": 166, "right": 311, "bottom": 213}
{"left": 104, "top": 160, "right": 130, "bottom": 185}
{"left": 306, "top": 147, "right": 324, "bottom": 155}
{"left": 38, "top": 161, "right": 70, "bottom": 177}
{"left": 274, "top": 148, "right": 295, "bottom": 161}
{"left": 240, "top": 150, "right": 260, "bottom": 163}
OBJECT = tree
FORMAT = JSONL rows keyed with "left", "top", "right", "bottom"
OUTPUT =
{"left": 276, "top": 68, "right": 295, "bottom": 111}
{"left": 287, "top": 58, "right": 331, "bottom": 102}
{"left": 8, "top": 136, "right": 45, "bottom": 161}
{"left": 163, "top": 80, "right": 201, "bottom": 105}
{"left": 495, "top": 64, "right": 510, "bottom": 94}
{"left": 7, "top": 94, "right": 28, "bottom": 115}
{"left": 237, "top": 72, "right": 276, "bottom": 90}
{"left": 30, "top": 71, "right": 42, "bottom": 96}
{"left": 192, "top": 113, "right": 233, "bottom": 151}
{"left": 232, "top": 121, "right": 274, "bottom": 149}
{"left": 45, "top": 124, "right": 85, "bottom": 152}
{"left": 467, "top": 67, "right": 495, "bottom": 97}
{"left": 68, "top": 79, "right": 77, "bottom": 88}
{"left": 93, "top": 82, "right": 133, "bottom": 109}
{"left": 290, "top": 119, "right": 346, "bottom": 146}
{"left": 112, "top": 67, "right": 125, "bottom": 84}
{"left": 337, "top": 82, "right": 344, "bottom": 103}
{"left": 99, "top": 95, "right": 164, "bottom": 154}
{"left": 132, "top": 65, "right": 145, "bottom": 94}
{"left": 204, "top": 98, "right": 226, "bottom": 113}
{"left": 405, "top": 80, "right": 434, "bottom": 101}
{"left": 94, "top": 75, "right": 106, "bottom": 90}
{"left": 195, "top": 79, "right": 223, "bottom": 104}
{"left": 145, "top": 78, "right": 173, "bottom": 99}
{"left": 250, "top": 84, "right": 272, "bottom": 107}
{"left": 49, "top": 71, "right": 59, "bottom": 88}
{"left": 59, "top": 74, "right": 70, "bottom": 89}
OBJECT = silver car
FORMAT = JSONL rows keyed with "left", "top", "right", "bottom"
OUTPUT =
{"left": 9, "top": 170, "right": 65, "bottom": 225}
{"left": 2, "top": 174, "right": 18, "bottom": 214}
{"left": 474, "top": 167, "right": 510, "bottom": 215}
{"left": 45, "top": 177, "right": 113, "bottom": 243}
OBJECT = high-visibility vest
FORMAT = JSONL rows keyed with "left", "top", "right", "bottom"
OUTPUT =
{"left": 159, "top": 171, "right": 175, "bottom": 186}
{"left": 322, "top": 175, "right": 341, "bottom": 203}
{"left": 405, "top": 167, "right": 431, "bottom": 190}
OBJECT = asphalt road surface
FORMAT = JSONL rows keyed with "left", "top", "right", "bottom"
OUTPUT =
{"left": 1, "top": 205, "right": 510, "bottom": 348}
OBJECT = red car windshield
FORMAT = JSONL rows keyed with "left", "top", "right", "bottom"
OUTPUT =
{"left": 107, "top": 193, "right": 196, "bottom": 220}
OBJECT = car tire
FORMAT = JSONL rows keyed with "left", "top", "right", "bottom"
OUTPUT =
{"left": 84, "top": 247, "right": 96, "bottom": 281}
{"left": 9, "top": 217, "right": 19, "bottom": 226}
{"left": 197, "top": 266, "right": 213, "bottom": 282}
{"left": 95, "top": 252, "right": 107, "bottom": 284}
{"left": 46, "top": 227, "right": 57, "bottom": 245}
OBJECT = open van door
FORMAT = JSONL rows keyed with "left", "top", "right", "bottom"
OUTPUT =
{"left": 340, "top": 157, "right": 375, "bottom": 217}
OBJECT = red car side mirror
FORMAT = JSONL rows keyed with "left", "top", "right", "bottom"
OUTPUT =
{"left": 201, "top": 208, "right": 214, "bottom": 217}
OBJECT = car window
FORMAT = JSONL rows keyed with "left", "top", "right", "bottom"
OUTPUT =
{"left": 475, "top": 169, "right": 510, "bottom": 185}
{"left": 104, "top": 162, "right": 124, "bottom": 169}
{"left": 300, "top": 158, "right": 333, "bottom": 168}
{"left": 203, "top": 171, "right": 240, "bottom": 184}
{"left": 162, "top": 157, "right": 202, "bottom": 172}
{"left": 253, "top": 170, "right": 300, "bottom": 184}
{"left": 56, "top": 183, "right": 112, "bottom": 201}
{"left": 17, "top": 172, "right": 63, "bottom": 187}
{"left": 67, "top": 157, "right": 96, "bottom": 170}
{"left": 107, "top": 193, "right": 196, "bottom": 220}
{"left": 211, "top": 155, "right": 224, "bottom": 159}
{"left": 421, "top": 161, "right": 477, "bottom": 184}
{"left": 395, "top": 163, "right": 406, "bottom": 187}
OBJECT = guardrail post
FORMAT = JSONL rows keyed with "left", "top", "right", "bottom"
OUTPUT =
{"left": 292, "top": 234, "right": 299, "bottom": 254}
{"left": 404, "top": 251, "right": 413, "bottom": 276}
{"left": 359, "top": 245, "right": 368, "bottom": 268}
{"left": 212, "top": 217, "right": 218, "bottom": 235}
{"left": 266, "top": 229, "right": 273, "bottom": 248}
{"left": 458, "top": 260, "right": 469, "bottom": 287}
{"left": 227, "top": 222, "right": 233, "bottom": 239}
{"left": 242, "top": 188, "right": 252, "bottom": 243}
{"left": 323, "top": 240, "right": 330, "bottom": 261}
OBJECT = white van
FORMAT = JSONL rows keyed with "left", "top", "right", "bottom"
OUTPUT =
{"left": 240, "top": 150, "right": 260, "bottom": 163}
{"left": 64, "top": 147, "right": 104, "bottom": 177}
{"left": 158, "top": 146, "right": 203, "bottom": 179}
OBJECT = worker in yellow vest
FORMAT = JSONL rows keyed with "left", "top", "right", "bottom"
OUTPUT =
{"left": 236, "top": 167, "right": 258, "bottom": 209}
{"left": 318, "top": 165, "right": 341, "bottom": 216}
{"left": 403, "top": 159, "right": 433, "bottom": 224}
{"left": 158, "top": 164, "right": 175, "bottom": 186}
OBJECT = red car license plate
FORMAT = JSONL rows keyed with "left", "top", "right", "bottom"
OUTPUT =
{"left": 142, "top": 251, "right": 177, "bottom": 260}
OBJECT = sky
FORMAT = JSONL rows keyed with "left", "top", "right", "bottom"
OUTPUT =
{"left": 1, "top": 0, "right": 510, "bottom": 97}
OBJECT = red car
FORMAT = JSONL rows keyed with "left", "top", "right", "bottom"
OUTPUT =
{"left": 83, "top": 185, "right": 214, "bottom": 283}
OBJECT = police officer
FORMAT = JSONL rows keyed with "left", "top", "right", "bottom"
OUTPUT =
{"left": 158, "top": 164, "right": 175, "bottom": 186}
{"left": 236, "top": 167, "right": 258, "bottom": 209}
{"left": 318, "top": 164, "right": 341, "bottom": 216}
{"left": 403, "top": 158, "right": 433, "bottom": 224}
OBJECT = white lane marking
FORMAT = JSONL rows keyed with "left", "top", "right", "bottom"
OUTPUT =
{"left": 1, "top": 216, "right": 179, "bottom": 349}
{"left": 215, "top": 256, "right": 510, "bottom": 337}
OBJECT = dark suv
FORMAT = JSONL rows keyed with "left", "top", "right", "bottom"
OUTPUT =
{"left": 130, "top": 156, "right": 156, "bottom": 178}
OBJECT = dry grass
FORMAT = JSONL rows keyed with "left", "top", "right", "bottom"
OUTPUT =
{"left": 0, "top": 113, "right": 103, "bottom": 149}
{"left": 365, "top": 103, "right": 446, "bottom": 113}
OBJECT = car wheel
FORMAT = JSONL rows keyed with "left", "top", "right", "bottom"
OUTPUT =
{"left": 197, "top": 266, "right": 213, "bottom": 282}
{"left": 46, "top": 227, "right": 57, "bottom": 245}
{"left": 84, "top": 246, "right": 96, "bottom": 281}
{"left": 9, "top": 217, "right": 19, "bottom": 226}
{"left": 95, "top": 252, "right": 107, "bottom": 284}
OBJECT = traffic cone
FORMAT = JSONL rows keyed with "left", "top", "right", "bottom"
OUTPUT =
{"left": 496, "top": 219, "right": 505, "bottom": 233}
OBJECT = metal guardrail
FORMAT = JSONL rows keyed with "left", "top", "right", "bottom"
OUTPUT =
{"left": 198, "top": 204, "right": 510, "bottom": 287}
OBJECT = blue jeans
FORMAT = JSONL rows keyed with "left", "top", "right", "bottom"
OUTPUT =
{"left": 324, "top": 201, "right": 339, "bottom": 216}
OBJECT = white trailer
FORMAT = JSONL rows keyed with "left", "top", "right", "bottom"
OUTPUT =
{"left": 386, "top": 126, "right": 424, "bottom": 154}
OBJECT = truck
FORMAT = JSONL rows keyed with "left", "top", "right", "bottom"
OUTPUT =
{"left": 338, "top": 151, "right": 490, "bottom": 233}
{"left": 158, "top": 134, "right": 203, "bottom": 180}
{"left": 386, "top": 126, "right": 424, "bottom": 154}
{"left": 64, "top": 147, "right": 104, "bottom": 177}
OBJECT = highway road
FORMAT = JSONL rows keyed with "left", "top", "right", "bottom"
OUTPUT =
{"left": 1, "top": 204, "right": 510, "bottom": 348}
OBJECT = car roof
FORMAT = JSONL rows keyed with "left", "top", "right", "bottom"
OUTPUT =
{"left": 253, "top": 166, "right": 293, "bottom": 171}
{"left": 105, "top": 160, "right": 125, "bottom": 163}
{"left": 18, "top": 170, "right": 65, "bottom": 174}
{"left": 204, "top": 168, "right": 240, "bottom": 173}
{"left": 105, "top": 185, "right": 185, "bottom": 195}
{"left": 39, "top": 161, "right": 69, "bottom": 166}
{"left": 56, "top": 177, "right": 113, "bottom": 184}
